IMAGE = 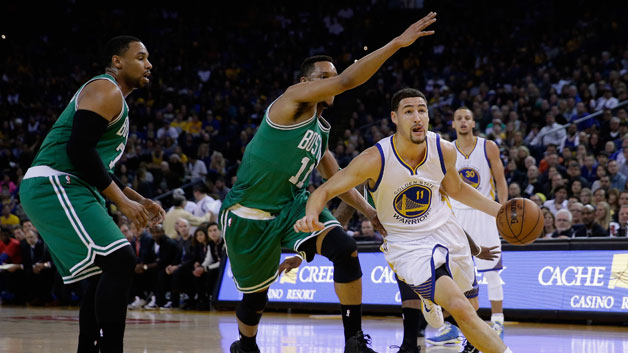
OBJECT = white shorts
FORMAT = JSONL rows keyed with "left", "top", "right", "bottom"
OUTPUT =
{"left": 453, "top": 207, "right": 502, "bottom": 272}
{"left": 381, "top": 219, "right": 476, "bottom": 301}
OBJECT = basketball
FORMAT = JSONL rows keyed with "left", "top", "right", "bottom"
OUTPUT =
{"left": 496, "top": 198, "right": 544, "bottom": 245}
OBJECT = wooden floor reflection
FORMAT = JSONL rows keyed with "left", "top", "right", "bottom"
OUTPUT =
{"left": 1, "top": 306, "right": 627, "bottom": 352}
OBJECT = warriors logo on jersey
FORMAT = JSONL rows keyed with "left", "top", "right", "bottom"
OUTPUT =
{"left": 393, "top": 183, "right": 432, "bottom": 219}
{"left": 458, "top": 167, "right": 480, "bottom": 188}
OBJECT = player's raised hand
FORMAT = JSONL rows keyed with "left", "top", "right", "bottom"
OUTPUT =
{"left": 293, "top": 215, "right": 324, "bottom": 233}
{"left": 394, "top": 12, "right": 437, "bottom": 48}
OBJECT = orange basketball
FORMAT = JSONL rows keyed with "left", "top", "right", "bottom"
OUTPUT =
{"left": 496, "top": 198, "right": 544, "bottom": 245}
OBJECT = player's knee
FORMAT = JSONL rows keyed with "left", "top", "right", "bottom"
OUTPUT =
{"left": 236, "top": 290, "right": 268, "bottom": 326}
{"left": 320, "top": 227, "right": 362, "bottom": 283}
{"left": 446, "top": 296, "right": 474, "bottom": 323}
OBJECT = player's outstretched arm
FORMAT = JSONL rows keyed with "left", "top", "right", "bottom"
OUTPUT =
{"left": 273, "top": 12, "right": 437, "bottom": 125}
{"left": 317, "top": 150, "right": 375, "bottom": 218}
{"left": 486, "top": 140, "right": 508, "bottom": 204}
{"left": 294, "top": 147, "right": 381, "bottom": 233}
{"left": 439, "top": 139, "right": 501, "bottom": 217}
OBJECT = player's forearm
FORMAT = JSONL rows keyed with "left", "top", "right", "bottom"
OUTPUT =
{"left": 305, "top": 187, "right": 334, "bottom": 219}
{"left": 464, "top": 230, "right": 480, "bottom": 256}
{"left": 122, "top": 186, "right": 146, "bottom": 204}
{"left": 450, "top": 183, "right": 501, "bottom": 217}
{"left": 102, "top": 181, "right": 130, "bottom": 206}
{"left": 337, "top": 41, "right": 402, "bottom": 90}
{"left": 337, "top": 188, "right": 372, "bottom": 218}
{"left": 496, "top": 180, "right": 508, "bottom": 205}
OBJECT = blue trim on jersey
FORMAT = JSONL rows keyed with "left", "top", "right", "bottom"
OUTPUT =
{"left": 484, "top": 139, "right": 491, "bottom": 168}
{"left": 436, "top": 134, "right": 447, "bottom": 175}
{"left": 390, "top": 135, "right": 428, "bottom": 175}
{"left": 368, "top": 142, "right": 386, "bottom": 192}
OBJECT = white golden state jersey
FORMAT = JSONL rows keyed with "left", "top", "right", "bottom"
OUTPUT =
{"left": 368, "top": 131, "right": 454, "bottom": 240}
{"left": 450, "top": 136, "right": 495, "bottom": 210}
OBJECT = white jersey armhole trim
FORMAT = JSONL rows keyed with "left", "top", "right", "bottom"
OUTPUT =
{"left": 265, "top": 95, "right": 317, "bottom": 130}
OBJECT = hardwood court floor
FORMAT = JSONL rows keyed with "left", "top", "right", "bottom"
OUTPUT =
{"left": 1, "top": 306, "right": 627, "bottom": 353}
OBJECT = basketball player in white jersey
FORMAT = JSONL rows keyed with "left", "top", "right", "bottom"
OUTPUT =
{"left": 294, "top": 88, "right": 512, "bottom": 353}
{"left": 427, "top": 107, "right": 508, "bottom": 346}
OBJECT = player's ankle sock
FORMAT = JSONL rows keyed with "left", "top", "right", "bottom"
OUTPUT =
{"left": 340, "top": 304, "right": 362, "bottom": 341}
{"left": 503, "top": 348, "right": 513, "bottom": 353}
{"left": 491, "top": 313, "right": 505, "bottom": 324}
{"left": 238, "top": 330, "right": 258, "bottom": 351}
{"left": 401, "top": 307, "right": 421, "bottom": 347}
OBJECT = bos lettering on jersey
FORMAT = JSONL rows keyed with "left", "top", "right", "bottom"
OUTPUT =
{"left": 297, "top": 129, "right": 323, "bottom": 162}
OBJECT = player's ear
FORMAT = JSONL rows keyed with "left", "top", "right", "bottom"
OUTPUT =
{"left": 112, "top": 55, "right": 123, "bottom": 70}
{"left": 391, "top": 111, "right": 398, "bottom": 125}
{"left": 299, "top": 76, "right": 307, "bottom": 83}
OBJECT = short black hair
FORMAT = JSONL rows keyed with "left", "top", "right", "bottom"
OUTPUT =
{"left": 300, "top": 55, "right": 334, "bottom": 78}
{"left": 391, "top": 88, "right": 427, "bottom": 112}
{"left": 104, "top": 35, "right": 141, "bottom": 68}
{"left": 193, "top": 183, "right": 209, "bottom": 194}
{"left": 455, "top": 106, "right": 473, "bottom": 116}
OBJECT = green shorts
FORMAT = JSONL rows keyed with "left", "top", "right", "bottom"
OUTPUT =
{"left": 19, "top": 171, "right": 129, "bottom": 284}
{"left": 219, "top": 192, "right": 339, "bottom": 293}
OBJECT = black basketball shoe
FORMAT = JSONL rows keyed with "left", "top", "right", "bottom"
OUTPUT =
{"left": 344, "top": 331, "right": 377, "bottom": 353}
{"left": 389, "top": 344, "right": 420, "bottom": 353}
{"left": 461, "top": 339, "right": 480, "bottom": 353}
{"left": 230, "top": 341, "right": 260, "bottom": 353}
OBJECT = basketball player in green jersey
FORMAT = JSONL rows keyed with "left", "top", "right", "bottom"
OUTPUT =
{"left": 20, "top": 36, "right": 165, "bottom": 353}
{"left": 221, "top": 13, "right": 437, "bottom": 353}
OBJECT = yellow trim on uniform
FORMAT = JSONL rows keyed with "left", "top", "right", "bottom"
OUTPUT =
{"left": 455, "top": 136, "right": 478, "bottom": 159}
{"left": 489, "top": 176, "right": 496, "bottom": 200}
{"left": 392, "top": 135, "right": 428, "bottom": 174}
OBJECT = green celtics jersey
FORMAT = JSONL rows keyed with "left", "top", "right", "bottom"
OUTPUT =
{"left": 32, "top": 74, "right": 129, "bottom": 176}
{"left": 223, "top": 103, "right": 330, "bottom": 214}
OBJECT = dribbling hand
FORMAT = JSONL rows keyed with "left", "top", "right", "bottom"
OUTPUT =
{"left": 293, "top": 215, "right": 325, "bottom": 233}
{"left": 119, "top": 199, "right": 150, "bottom": 230}
{"left": 394, "top": 12, "right": 437, "bottom": 48}
{"left": 142, "top": 199, "right": 166, "bottom": 226}
{"left": 278, "top": 256, "right": 303, "bottom": 275}
{"left": 475, "top": 245, "right": 501, "bottom": 261}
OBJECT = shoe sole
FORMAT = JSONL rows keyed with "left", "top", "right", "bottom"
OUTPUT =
{"left": 426, "top": 338, "right": 462, "bottom": 346}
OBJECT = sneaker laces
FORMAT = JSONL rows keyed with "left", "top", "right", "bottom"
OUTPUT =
{"left": 436, "top": 322, "right": 451, "bottom": 334}
{"left": 461, "top": 339, "right": 479, "bottom": 353}
{"left": 357, "top": 332, "right": 372, "bottom": 348}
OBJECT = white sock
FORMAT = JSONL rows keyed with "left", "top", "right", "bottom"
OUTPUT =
{"left": 491, "top": 313, "right": 505, "bottom": 324}
{"left": 503, "top": 348, "right": 513, "bottom": 353}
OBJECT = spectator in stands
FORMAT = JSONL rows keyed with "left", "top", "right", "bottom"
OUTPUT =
{"left": 570, "top": 180, "right": 583, "bottom": 199}
{"left": 352, "top": 220, "right": 383, "bottom": 242}
{"left": 569, "top": 202, "right": 584, "bottom": 227}
{"left": 523, "top": 166, "right": 545, "bottom": 197}
{"left": 541, "top": 207, "right": 556, "bottom": 239}
{"left": 594, "top": 201, "right": 613, "bottom": 234}
{"left": 544, "top": 186, "right": 568, "bottom": 215}
{"left": 614, "top": 205, "right": 628, "bottom": 237}
{"left": 580, "top": 187, "right": 593, "bottom": 205}
{"left": 192, "top": 183, "right": 221, "bottom": 222}
{"left": 508, "top": 182, "right": 522, "bottom": 200}
{"left": 0, "top": 205, "right": 19, "bottom": 227}
{"left": 574, "top": 204, "right": 608, "bottom": 237}
{"left": 531, "top": 112, "right": 566, "bottom": 148}
{"left": 213, "top": 177, "right": 230, "bottom": 201}
{"left": 530, "top": 193, "right": 545, "bottom": 207}
{"left": 163, "top": 195, "right": 209, "bottom": 239}
{"left": 193, "top": 222, "right": 223, "bottom": 308}
{"left": 581, "top": 154, "right": 598, "bottom": 184}
{"left": 0, "top": 226, "right": 23, "bottom": 304}
{"left": 128, "top": 222, "right": 152, "bottom": 310}
{"left": 550, "top": 209, "right": 575, "bottom": 239}
{"left": 142, "top": 224, "right": 180, "bottom": 309}
{"left": 566, "top": 160, "right": 590, "bottom": 188}
{"left": 593, "top": 187, "right": 608, "bottom": 204}
{"left": 607, "top": 160, "right": 626, "bottom": 191}
{"left": 19, "top": 229, "right": 54, "bottom": 305}
{"left": 168, "top": 219, "right": 202, "bottom": 309}
{"left": 594, "top": 84, "right": 619, "bottom": 111}
{"left": 187, "top": 154, "right": 208, "bottom": 182}
{"left": 170, "top": 188, "right": 196, "bottom": 213}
